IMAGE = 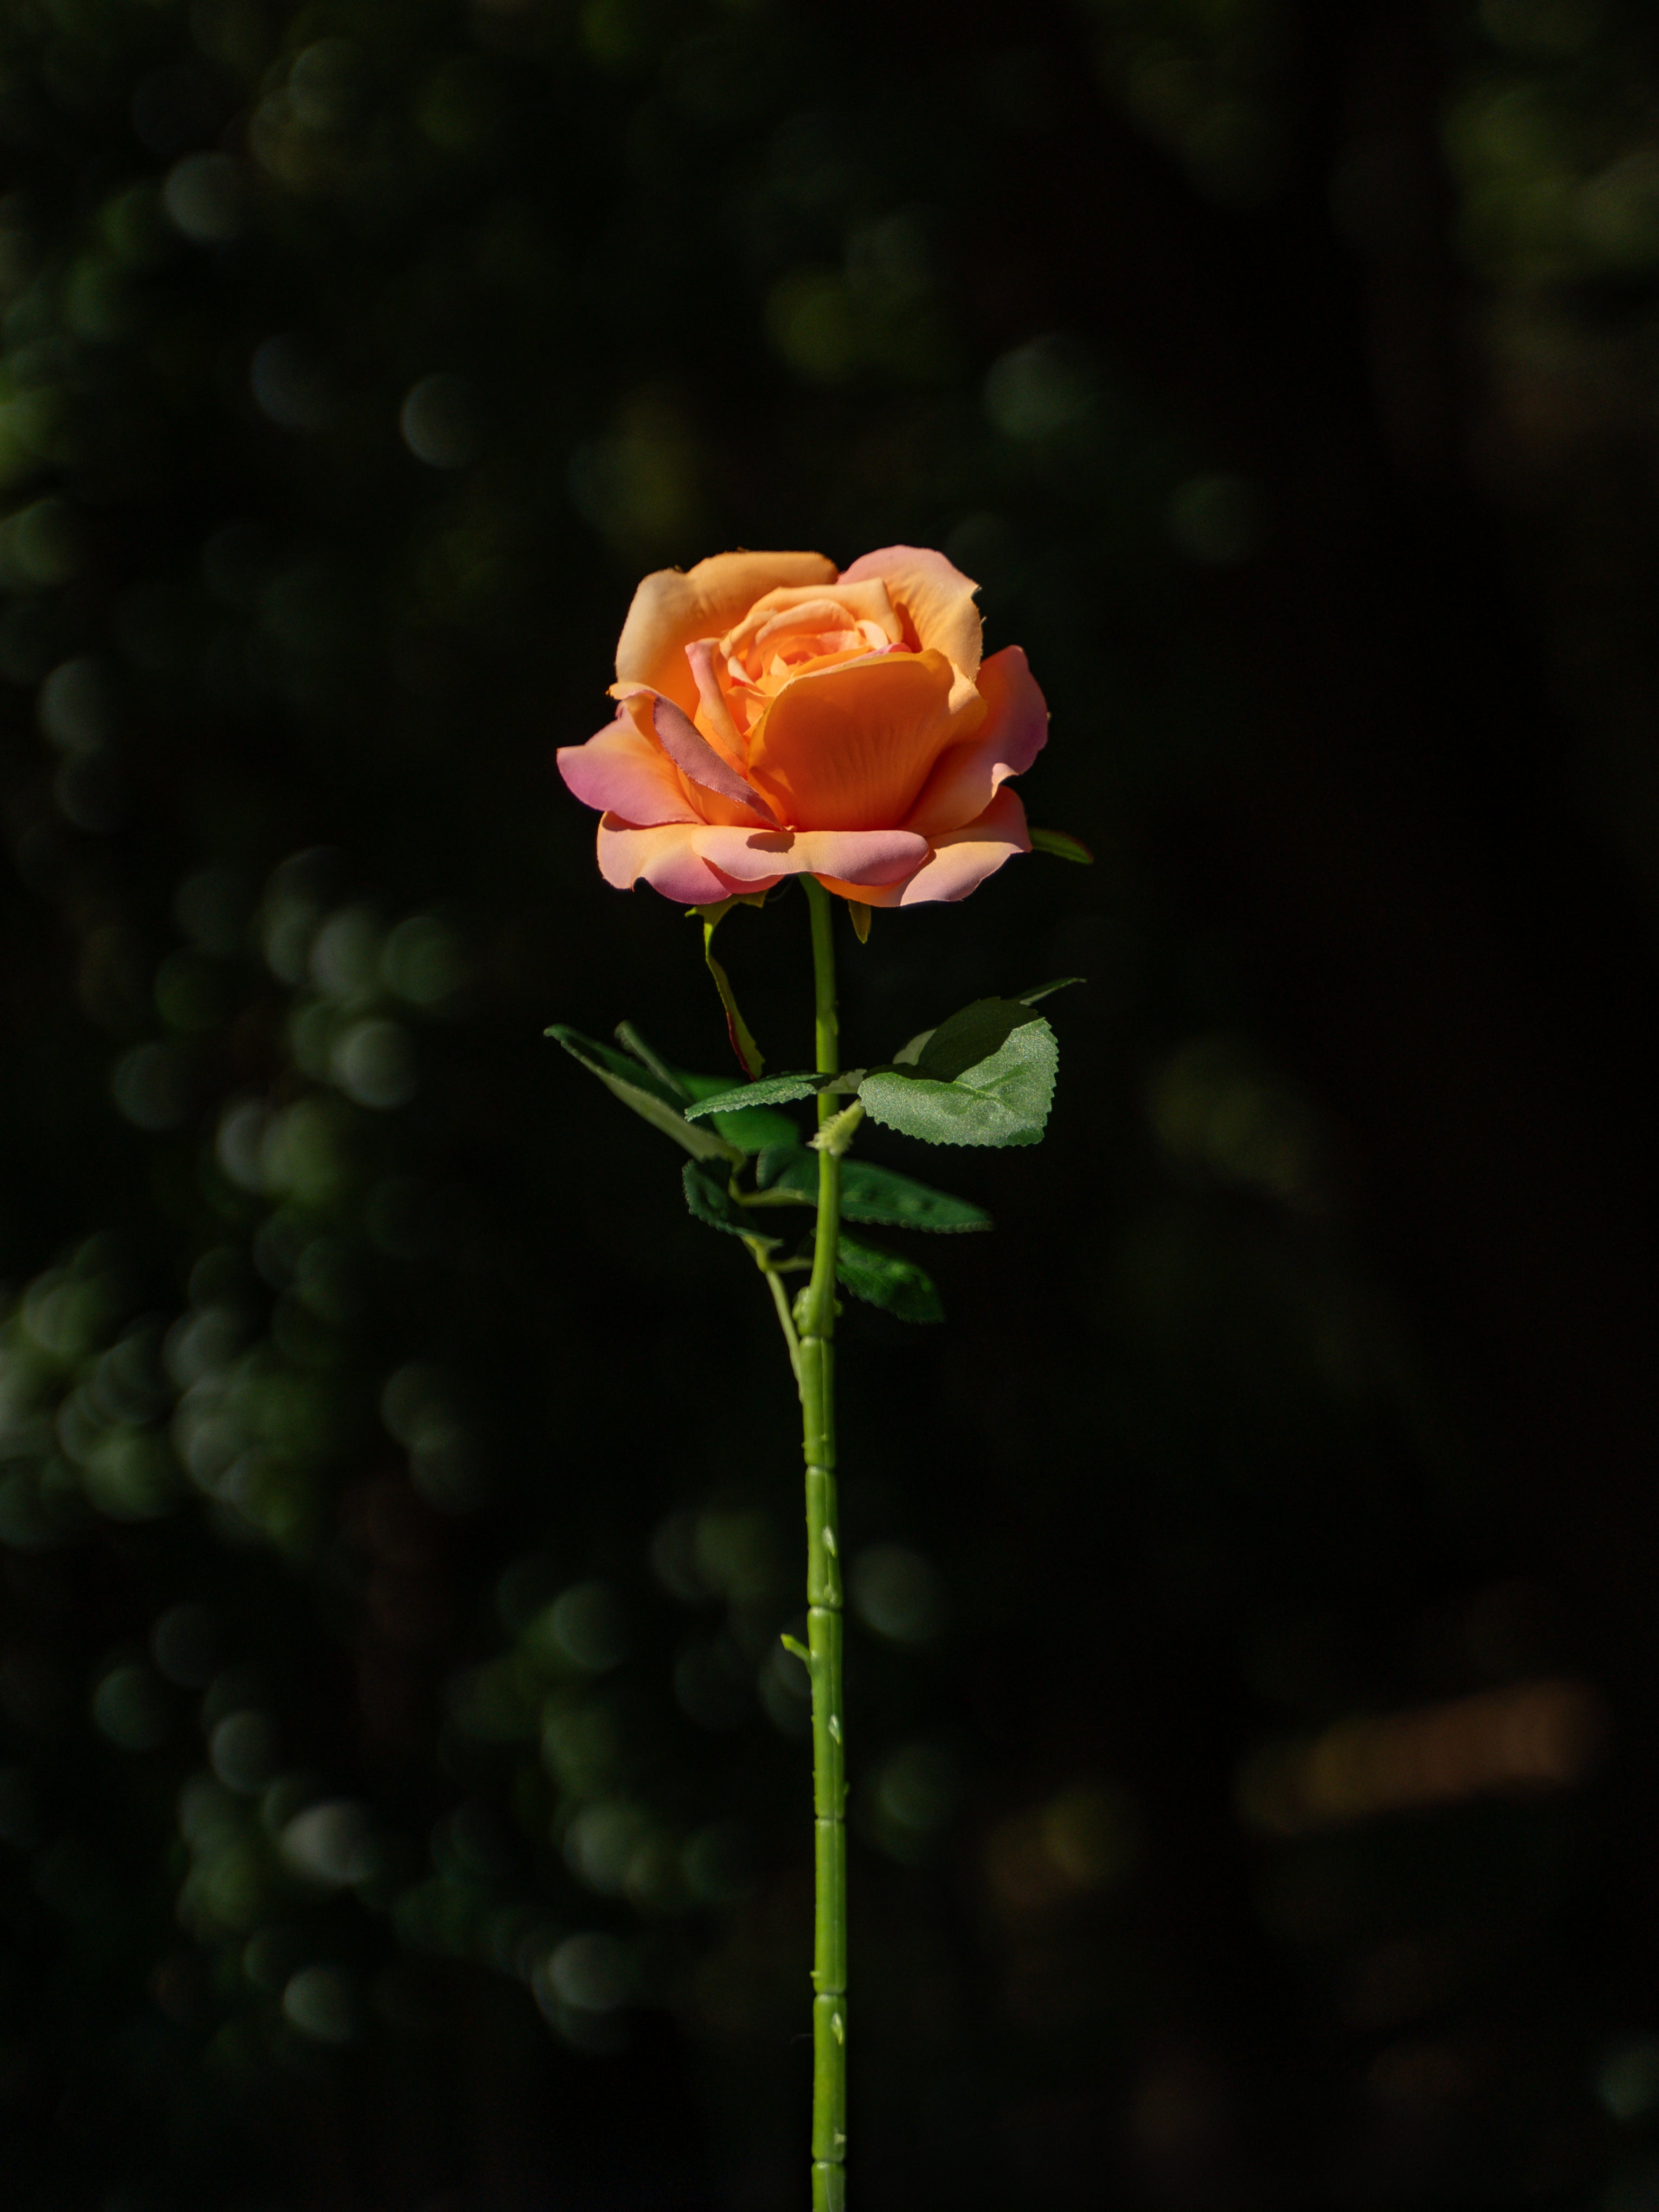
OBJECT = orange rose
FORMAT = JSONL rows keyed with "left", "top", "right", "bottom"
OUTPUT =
{"left": 557, "top": 546, "right": 1048, "bottom": 907}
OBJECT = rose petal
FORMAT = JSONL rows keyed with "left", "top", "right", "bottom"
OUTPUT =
{"left": 597, "top": 817, "right": 779, "bottom": 902}
{"left": 651, "top": 697, "right": 779, "bottom": 826}
{"left": 902, "top": 646, "right": 1048, "bottom": 838}
{"left": 816, "top": 787, "right": 1031, "bottom": 908}
{"left": 557, "top": 715, "right": 699, "bottom": 828}
{"left": 688, "top": 824, "right": 931, "bottom": 887}
{"left": 747, "top": 650, "right": 978, "bottom": 832}
{"left": 684, "top": 638, "right": 746, "bottom": 753}
{"left": 606, "top": 687, "right": 765, "bottom": 826}
{"left": 615, "top": 552, "right": 836, "bottom": 716}
{"left": 721, "top": 579, "right": 902, "bottom": 665}
{"left": 836, "top": 546, "right": 982, "bottom": 710}
{"left": 790, "top": 826, "right": 931, "bottom": 884}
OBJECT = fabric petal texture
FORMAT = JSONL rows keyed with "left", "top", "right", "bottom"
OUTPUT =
{"left": 567, "top": 547, "right": 1050, "bottom": 911}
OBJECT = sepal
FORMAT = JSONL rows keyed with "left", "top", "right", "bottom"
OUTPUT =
{"left": 1028, "top": 828, "right": 1093, "bottom": 864}
{"left": 689, "top": 899, "right": 767, "bottom": 1078}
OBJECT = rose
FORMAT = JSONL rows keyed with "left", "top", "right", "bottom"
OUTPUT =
{"left": 556, "top": 546, "right": 1048, "bottom": 908}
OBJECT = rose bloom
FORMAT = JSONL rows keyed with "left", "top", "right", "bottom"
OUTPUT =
{"left": 556, "top": 546, "right": 1048, "bottom": 907}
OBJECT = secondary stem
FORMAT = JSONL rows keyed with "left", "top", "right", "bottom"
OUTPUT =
{"left": 799, "top": 876, "right": 847, "bottom": 2212}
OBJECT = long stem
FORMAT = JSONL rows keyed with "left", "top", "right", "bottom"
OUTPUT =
{"left": 799, "top": 876, "right": 847, "bottom": 2212}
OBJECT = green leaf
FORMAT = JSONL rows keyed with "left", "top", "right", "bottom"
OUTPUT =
{"left": 755, "top": 1143, "right": 808, "bottom": 1188}
{"left": 550, "top": 1025, "right": 684, "bottom": 1110}
{"left": 1028, "top": 827, "right": 1093, "bottom": 864}
{"left": 547, "top": 1027, "right": 741, "bottom": 1164}
{"left": 764, "top": 1153, "right": 991, "bottom": 1232}
{"left": 613, "top": 1022, "right": 692, "bottom": 1099}
{"left": 859, "top": 1013, "right": 1058, "bottom": 1148}
{"left": 836, "top": 1234, "right": 943, "bottom": 1323}
{"left": 676, "top": 1070, "right": 803, "bottom": 1153}
{"left": 913, "top": 997, "right": 1042, "bottom": 1082}
{"left": 681, "top": 1162, "right": 782, "bottom": 1248}
{"left": 1016, "top": 977, "right": 1085, "bottom": 1006}
{"left": 683, "top": 1070, "right": 856, "bottom": 1119}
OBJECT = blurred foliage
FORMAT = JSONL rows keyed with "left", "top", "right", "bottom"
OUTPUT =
{"left": 0, "top": 0, "right": 1656, "bottom": 2207}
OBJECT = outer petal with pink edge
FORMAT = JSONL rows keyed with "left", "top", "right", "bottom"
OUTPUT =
{"left": 902, "top": 646, "right": 1048, "bottom": 839}
{"left": 614, "top": 551, "right": 836, "bottom": 717}
{"left": 836, "top": 546, "right": 982, "bottom": 709}
{"left": 595, "top": 819, "right": 772, "bottom": 903}
{"left": 819, "top": 787, "right": 1031, "bottom": 908}
{"left": 689, "top": 824, "right": 930, "bottom": 887}
{"left": 556, "top": 715, "right": 697, "bottom": 828}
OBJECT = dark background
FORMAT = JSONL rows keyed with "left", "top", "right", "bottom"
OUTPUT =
{"left": 1, "top": 0, "right": 1657, "bottom": 2204}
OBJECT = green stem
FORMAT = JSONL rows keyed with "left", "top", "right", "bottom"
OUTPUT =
{"left": 799, "top": 876, "right": 847, "bottom": 2212}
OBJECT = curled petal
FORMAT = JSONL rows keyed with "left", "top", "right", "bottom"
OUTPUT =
{"left": 597, "top": 817, "right": 780, "bottom": 903}
{"left": 836, "top": 546, "right": 982, "bottom": 710}
{"left": 722, "top": 579, "right": 902, "bottom": 662}
{"left": 607, "top": 687, "right": 759, "bottom": 826}
{"left": 902, "top": 646, "right": 1048, "bottom": 839}
{"left": 651, "top": 698, "right": 779, "bottom": 826}
{"left": 790, "top": 826, "right": 931, "bottom": 884}
{"left": 817, "top": 787, "right": 1031, "bottom": 908}
{"left": 615, "top": 552, "right": 836, "bottom": 716}
{"left": 557, "top": 715, "right": 697, "bottom": 828}
{"left": 684, "top": 638, "right": 746, "bottom": 754}
{"left": 689, "top": 824, "right": 930, "bottom": 887}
